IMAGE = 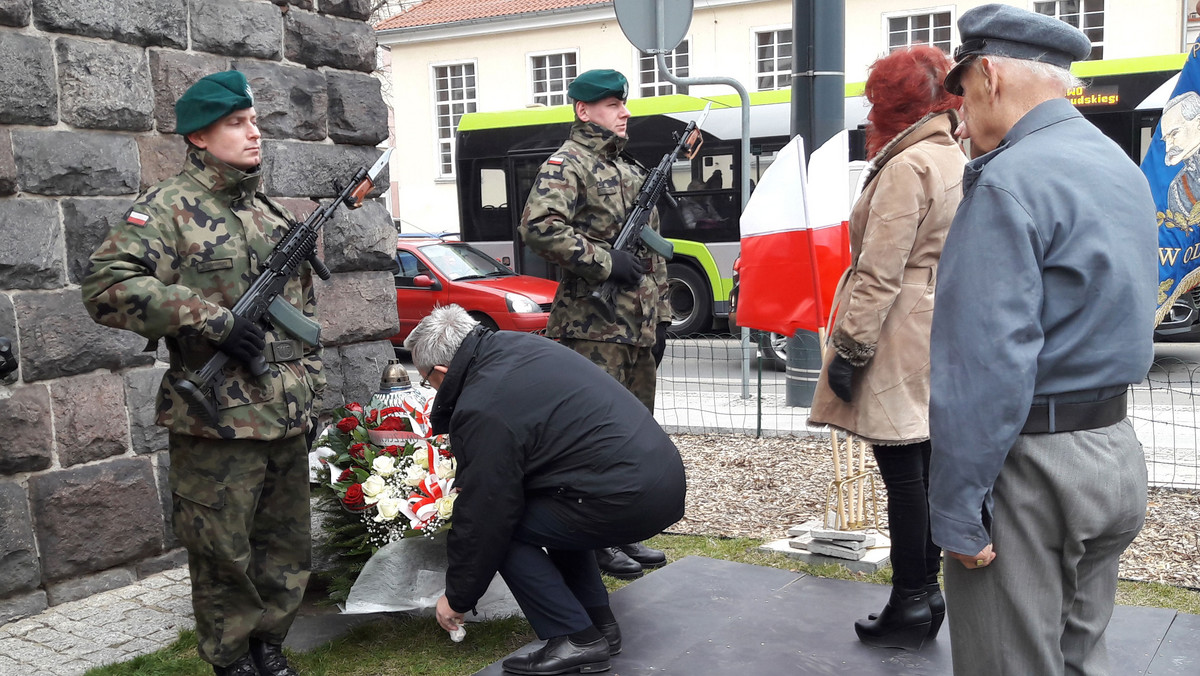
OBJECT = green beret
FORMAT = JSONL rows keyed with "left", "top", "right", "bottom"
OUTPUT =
{"left": 175, "top": 70, "right": 255, "bottom": 136}
{"left": 567, "top": 69, "right": 629, "bottom": 103}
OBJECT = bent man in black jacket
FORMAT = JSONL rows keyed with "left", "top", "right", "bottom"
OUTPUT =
{"left": 405, "top": 304, "right": 686, "bottom": 675}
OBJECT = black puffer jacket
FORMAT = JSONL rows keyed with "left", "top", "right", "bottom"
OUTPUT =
{"left": 431, "top": 327, "right": 686, "bottom": 612}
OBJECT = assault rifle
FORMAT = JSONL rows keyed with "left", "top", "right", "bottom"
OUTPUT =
{"left": 591, "top": 103, "right": 710, "bottom": 322}
{"left": 177, "top": 149, "right": 393, "bottom": 425}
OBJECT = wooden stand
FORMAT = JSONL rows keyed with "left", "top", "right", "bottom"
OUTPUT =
{"left": 818, "top": 327, "right": 880, "bottom": 531}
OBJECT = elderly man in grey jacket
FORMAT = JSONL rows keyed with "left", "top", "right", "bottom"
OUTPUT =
{"left": 928, "top": 5, "right": 1155, "bottom": 676}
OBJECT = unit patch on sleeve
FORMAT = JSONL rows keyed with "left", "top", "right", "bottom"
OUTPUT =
{"left": 125, "top": 208, "right": 151, "bottom": 226}
{"left": 547, "top": 156, "right": 565, "bottom": 166}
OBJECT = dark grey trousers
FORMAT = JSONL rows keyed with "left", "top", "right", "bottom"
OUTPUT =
{"left": 944, "top": 419, "right": 1146, "bottom": 676}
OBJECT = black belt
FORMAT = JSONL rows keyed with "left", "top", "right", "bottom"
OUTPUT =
{"left": 1020, "top": 391, "right": 1127, "bottom": 435}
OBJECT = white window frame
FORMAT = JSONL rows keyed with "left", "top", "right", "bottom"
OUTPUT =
{"left": 637, "top": 39, "right": 691, "bottom": 97}
{"left": 1031, "top": 0, "right": 1104, "bottom": 61}
{"left": 753, "top": 25, "right": 793, "bottom": 92}
{"left": 429, "top": 59, "right": 478, "bottom": 180}
{"left": 527, "top": 49, "right": 579, "bottom": 107}
{"left": 881, "top": 6, "right": 956, "bottom": 55}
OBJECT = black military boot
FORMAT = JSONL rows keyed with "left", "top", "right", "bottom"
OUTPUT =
{"left": 501, "top": 635, "right": 611, "bottom": 675}
{"left": 594, "top": 547, "right": 642, "bottom": 579}
{"left": 853, "top": 587, "right": 932, "bottom": 650}
{"left": 618, "top": 542, "right": 666, "bottom": 569}
{"left": 249, "top": 638, "right": 299, "bottom": 676}
{"left": 213, "top": 653, "right": 261, "bottom": 676}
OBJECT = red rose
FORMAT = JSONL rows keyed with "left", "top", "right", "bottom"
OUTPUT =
{"left": 366, "top": 409, "right": 379, "bottom": 424}
{"left": 342, "top": 484, "right": 367, "bottom": 510}
{"left": 336, "top": 416, "right": 359, "bottom": 433}
{"left": 337, "top": 468, "right": 354, "bottom": 482}
{"left": 379, "top": 406, "right": 404, "bottom": 417}
{"left": 346, "top": 402, "right": 364, "bottom": 413}
{"left": 374, "top": 416, "right": 412, "bottom": 432}
{"left": 348, "top": 443, "right": 367, "bottom": 459}
{"left": 380, "top": 445, "right": 400, "bottom": 456}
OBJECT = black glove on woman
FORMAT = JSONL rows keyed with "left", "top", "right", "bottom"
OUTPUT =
{"left": 827, "top": 353, "right": 857, "bottom": 403}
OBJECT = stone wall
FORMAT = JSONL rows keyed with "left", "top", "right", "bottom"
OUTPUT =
{"left": 0, "top": 0, "right": 398, "bottom": 624}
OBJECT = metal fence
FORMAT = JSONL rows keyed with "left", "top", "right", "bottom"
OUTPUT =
{"left": 655, "top": 333, "right": 1200, "bottom": 490}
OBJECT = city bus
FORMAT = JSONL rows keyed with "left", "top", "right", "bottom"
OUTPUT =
{"left": 452, "top": 54, "right": 1183, "bottom": 336}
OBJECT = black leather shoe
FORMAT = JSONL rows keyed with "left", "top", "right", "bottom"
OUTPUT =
{"left": 501, "top": 635, "right": 611, "bottom": 674}
{"left": 249, "top": 639, "right": 298, "bottom": 676}
{"left": 595, "top": 547, "right": 642, "bottom": 579}
{"left": 618, "top": 542, "right": 666, "bottom": 568}
{"left": 925, "top": 583, "right": 945, "bottom": 640}
{"left": 213, "top": 654, "right": 261, "bottom": 676}
{"left": 854, "top": 588, "right": 932, "bottom": 650}
{"left": 596, "top": 621, "right": 621, "bottom": 655}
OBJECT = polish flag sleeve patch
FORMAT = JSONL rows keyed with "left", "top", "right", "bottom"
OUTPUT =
{"left": 125, "top": 209, "right": 150, "bottom": 226}
{"left": 547, "top": 156, "right": 564, "bottom": 166}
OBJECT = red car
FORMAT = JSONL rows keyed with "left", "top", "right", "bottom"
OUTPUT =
{"left": 389, "top": 237, "right": 560, "bottom": 346}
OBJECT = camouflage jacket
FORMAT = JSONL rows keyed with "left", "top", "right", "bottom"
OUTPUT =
{"left": 518, "top": 121, "right": 670, "bottom": 346}
{"left": 82, "top": 149, "right": 324, "bottom": 441}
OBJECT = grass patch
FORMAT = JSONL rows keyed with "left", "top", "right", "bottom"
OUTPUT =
{"left": 84, "top": 533, "right": 1198, "bottom": 676}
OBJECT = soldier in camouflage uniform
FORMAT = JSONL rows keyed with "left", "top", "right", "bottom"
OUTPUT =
{"left": 81, "top": 71, "right": 322, "bottom": 676}
{"left": 518, "top": 69, "right": 671, "bottom": 580}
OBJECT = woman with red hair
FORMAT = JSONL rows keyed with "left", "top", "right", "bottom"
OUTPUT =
{"left": 809, "top": 45, "right": 966, "bottom": 650}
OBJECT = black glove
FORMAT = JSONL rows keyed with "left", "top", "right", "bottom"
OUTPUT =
{"left": 827, "top": 353, "right": 856, "bottom": 403}
{"left": 0, "top": 337, "right": 16, "bottom": 377}
{"left": 217, "top": 315, "right": 266, "bottom": 366}
{"left": 305, "top": 416, "right": 321, "bottom": 448}
{"left": 652, "top": 322, "right": 669, "bottom": 365}
{"left": 608, "top": 250, "right": 644, "bottom": 287}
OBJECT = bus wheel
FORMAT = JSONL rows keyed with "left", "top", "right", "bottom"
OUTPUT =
{"left": 667, "top": 263, "right": 711, "bottom": 336}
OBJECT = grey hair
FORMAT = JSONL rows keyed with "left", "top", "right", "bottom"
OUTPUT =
{"left": 1165, "top": 91, "right": 1200, "bottom": 121}
{"left": 403, "top": 304, "right": 479, "bottom": 374}
{"left": 987, "top": 55, "right": 1082, "bottom": 93}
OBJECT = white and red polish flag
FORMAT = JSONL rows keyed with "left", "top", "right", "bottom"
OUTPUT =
{"left": 736, "top": 130, "right": 851, "bottom": 336}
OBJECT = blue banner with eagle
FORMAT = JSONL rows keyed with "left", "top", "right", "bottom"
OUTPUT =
{"left": 1144, "top": 38, "right": 1200, "bottom": 325}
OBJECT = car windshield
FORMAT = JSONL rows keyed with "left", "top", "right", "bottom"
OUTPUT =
{"left": 418, "top": 243, "right": 515, "bottom": 281}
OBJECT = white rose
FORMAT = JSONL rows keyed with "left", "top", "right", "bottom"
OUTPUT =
{"left": 374, "top": 496, "right": 402, "bottom": 522}
{"left": 362, "top": 474, "right": 387, "bottom": 498}
{"left": 372, "top": 455, "right": 398, "bottom": 477}
{"left": 411, "top": 446, "right": 430, "bottom": 469}
{"left": 404, "top": 465, "right": 427, "bottom": 487}
{"left": 435, "top": 457, "right": 457, "bottom": 479}
{"left": 436, "top": 492, "right": 457, "bottom": 519}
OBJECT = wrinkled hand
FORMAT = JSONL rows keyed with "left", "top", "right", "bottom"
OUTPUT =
{"left": 608, "top": 250, "right": 644, "bottom": 287}
{"left": 948, "top": 544, "right": 996, "bottom": 570}
{"left": 436, "top": 594, "right": 465, "bottom": 633}
{"left": 652, "top": 322, "right": 669, "bottom": 365}
{"left": 217, "top": 315, "right": 266, "bottom": 366}
{"left": 827, "top": 354, "right": 856, "bottom": 403}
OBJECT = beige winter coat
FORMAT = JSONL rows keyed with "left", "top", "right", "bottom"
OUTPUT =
{"left": 808, "top": 112, "right": 966, "bottom": 445}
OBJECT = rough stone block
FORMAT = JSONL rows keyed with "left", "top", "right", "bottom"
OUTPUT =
{"left": 153, "top": 453, "right": 178, "bottom": 550}
{"left": 262, "top": 140, "right": 388, "bottom": 199}
{"left": 14, "top": 288, "right": 153, "bottom": 382}
{"left": 13, "top": 130, "right": 139, "bottom": 196}
{"left": 315, "top": 271, "right": 398, "bottom": 345}
{"left": 0, "top": 0, "right": 30, "bottom": 26}
{"left": 234, "top": 60, "right": 327, "bottom": 142}
{"left": 0, "top": 481, "right": 40, "bottom": 596}
{"left": 61, "top": 197, "right": 129, "bottom": 285}
{"left": 318, "top": 343, "right": 343, "bottom": 415}
{"left": 319, "top": 0, "right": 370, "bottom": 20}
{"left": 51, "top": 372, "right": 129, "bottom": 467}
{"left": 57, "top": 38, "right": 154, "bottom": 131}
{"left": 125, "top": 367, "right": 168, "bottom": 456}
{"left": 806, "top": 540, "right": 868, "bottom": 560}
{"left": 284, "top": 10, "right": 374, "bottom": 72}
{"left": 149, "top": 50, "right": 230, "bottom": 133}
{"left": 326, "top": 70, "right": 387, "bottom": 146}
{"left": 137, "top": 134, "right": 186, "bottom": 190}
{"left": 0, "top": 385, "right": 53, "bottom": 474}
{"left": 46, "top": 567, "right": 136, "bottom": 606}
{"left": 337, "top": 340, "right": 397, "bottom": 409}
{"left": 0, "top": 129, "right": 15, "bottom": 195}
{"left": 277, "top": 0, "right": 314, "bottom": 9}
{"left": 786, "top": 519, "right": 823, "bottom": 539}
{"left": 787, "top": 533, "right": 812, "bottom": 550}
{"left": 0, "top": 295, "right": 14, "bottom": 385}
{"left": 810, "top": 528, "right": 870, "bottom": 542}
{"left": 191, "top": 0, "right": 283, "bottom": 60}
{"left": 0, "top": 32, "right": 56, "bottom": 125}
{"left": 323, "top": 199, "right": 396, "bottom": 273}
{"left": 135, "top": 548, "right": 187, "bottom": 578}
{"left": 29, "top": 457, "right": 163, "bottom": 581}
{"left": 0, "top": 590, "right": 47, "bottom": 625}
{"left": 0, "top": 198, "right": 64, "bottom": 290}
{"left": 32, "top": 0, "right": 186, "bottom": 48}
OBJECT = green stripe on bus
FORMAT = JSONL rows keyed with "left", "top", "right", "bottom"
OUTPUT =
{"left": 1071, "top": 53, "right": 1187, "bottom": 78}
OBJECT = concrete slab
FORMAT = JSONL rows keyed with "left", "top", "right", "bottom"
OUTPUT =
{"left": 760, "top": 537, "right": 891, "bottom": 574}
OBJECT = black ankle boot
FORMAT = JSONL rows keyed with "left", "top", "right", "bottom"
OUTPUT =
{"left": 854, "top": 588, "right": 932, "bottom": 650}
{"left": 925, "top": 583, "right": 945, "bottom": 640}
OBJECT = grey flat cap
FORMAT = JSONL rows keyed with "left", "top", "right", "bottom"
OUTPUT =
{"left": 944, "top": 3, "right": 1093, "bottom": 95}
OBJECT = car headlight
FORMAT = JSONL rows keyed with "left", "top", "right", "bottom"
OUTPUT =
{"left": 505, "top": 293, "right": 540, "bottom": 314}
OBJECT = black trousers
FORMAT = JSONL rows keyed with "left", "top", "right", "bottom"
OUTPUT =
{"left": 498, "top": 497, "right": 612, "bottom": 639}
{"left": 872, "top": 440, "right": 941, "bottom": 591}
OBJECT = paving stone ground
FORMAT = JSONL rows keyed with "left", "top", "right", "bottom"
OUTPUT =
{"left": 0, "top": 568, "right": 194, "bottom": 676}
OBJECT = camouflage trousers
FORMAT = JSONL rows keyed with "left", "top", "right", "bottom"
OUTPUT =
{"left": 168, "top": 433, "right": 311, "bottom": 667}
{"left": 561, "top": 338, "right": 657, "bottom": 412}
